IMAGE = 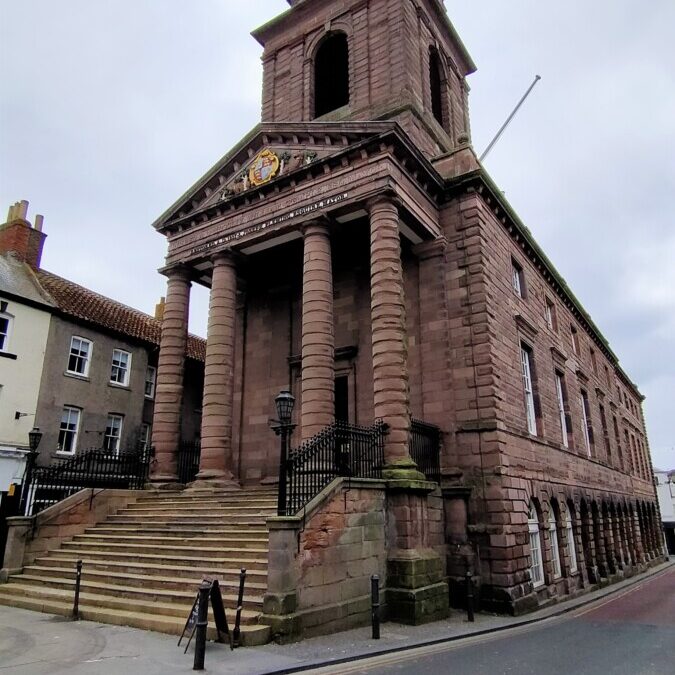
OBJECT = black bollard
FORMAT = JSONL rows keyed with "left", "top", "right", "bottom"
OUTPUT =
{"left": 72, "top": 560, "right": 83, "bottom": 620}
{"left": 371, "top": 574, "right": 380, "bottom": 639}
{"left": 465, "top": 570, "right": 475, "bottom": 623}
{"left": 193, "top": 582, "right": 210, "bottom": 670}
{"left": 232, "top": 568, "right": 246, "bottom": 650}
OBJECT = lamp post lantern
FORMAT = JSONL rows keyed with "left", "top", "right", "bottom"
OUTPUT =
{"left": 270, "top": 390, "right": 296, "bottom": 515}
{"left": 21, "top": 427, "right": 43, "bottom": 515}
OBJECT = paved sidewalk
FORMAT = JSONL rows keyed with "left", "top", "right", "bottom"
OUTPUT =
{"left": 0, "top": 561, "right": 671, "bottom": 675}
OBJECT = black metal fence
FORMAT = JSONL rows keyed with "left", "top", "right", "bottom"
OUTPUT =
{"left": 177, "top": 440, "right": 201, "bottom": 484}
{"left": 281, "top": 420, "right": 388, "bottom": 516}
{"left": 21, "top": 445, "right": 150, "bottom": 516}
{"left": 410, "top": 418, "right": 442, "bottom": 484}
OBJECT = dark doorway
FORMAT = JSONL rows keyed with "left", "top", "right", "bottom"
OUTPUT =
{"left": 314, "top": 33, "right": 349, "bottom": 118}
{"left": 335, "top": 375, "right": 349, "bottom": 423}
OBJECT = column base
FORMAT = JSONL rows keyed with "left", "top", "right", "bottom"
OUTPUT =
{"left": 147, "top": 481, "right": 183, "bottom": 491}
{"left": 382, "top": 457, "right": 426, "bottom": 482}
{"left": 260, "top": 592, "right": 301, "bottom": 644}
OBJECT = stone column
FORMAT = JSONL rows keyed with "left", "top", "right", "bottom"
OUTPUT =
{"left": 603, "top": 511, "right": 617, "bottom": 574}
{"left": 368, "top": 195, "right": 419, "bottom": 478}
{"left": 197, "top": 251, "right": 238, "bottom": 484}
{"left": 593, "top": 510, "right": 609, "bottom": 578}
{"left": 631, "top": 507, "right": 645, "bottom": 564}
{"left": 301, "top": 220, "right": 334, "bottom": 440}
{"left": 150, "top": 265, "right": 191, "bottom": 483}
{"left": 611, "top": 509, "right": 624, "bottom": 569}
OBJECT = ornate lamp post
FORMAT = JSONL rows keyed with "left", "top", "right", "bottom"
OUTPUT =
{"left": 21, "top": 427, "right": 42, "bottom": 515}
{"left": 270, "top": 390, "right": 296, "bottom": 516}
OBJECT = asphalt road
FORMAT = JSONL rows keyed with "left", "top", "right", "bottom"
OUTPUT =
{"left": 310, "top": 566, "right": 675, "bottom": 675}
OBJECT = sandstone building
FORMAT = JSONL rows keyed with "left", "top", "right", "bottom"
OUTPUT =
{"left": 0, "top": 0, "right": 664, "bottom": 642}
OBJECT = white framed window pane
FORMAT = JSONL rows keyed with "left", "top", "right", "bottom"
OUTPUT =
{"left": 68, "top": 337, "right": 91, "bottom": 375}
{"left": 555, "top": 374, "right": 569, "bottom": 448}
{"left": 111, "top": 349, "right": 131, "bottom": 385}
{"left": 512, "top": 265, "right": 522, "bottom": 296}
{"left": 0, "top": 315, "right": 10, "bottom": 350}
{"left": 566, "top": 515, "right": 578, "bottom": 573}
{"left": 521, "top": 348, "right": 537, "bottom": 435}
{"left": 581, "top": 393, "right": 592, "bottom": 455}
{"left": 104, "top": 415, "right": 123, "bottom": 455}
{"left": 145, "top": 366, "right": 157, "bottom": 399}
{"left": 140, "top": 423, "right": 151, "bottom": 451}
{"left": 549, "top": 516, "right": 561, "bottom": 578}
{"left": 58, "top": 407, "right": 80, "bottom": 454}
{"left": 528, "top": 504, "right": 544, "bottom": 587}
{"left": 545, "top": 303, "right": 553, "bottom": 329}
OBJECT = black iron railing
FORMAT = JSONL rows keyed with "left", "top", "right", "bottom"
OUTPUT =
{"left": 21, "top": 444, "right": 150, "bottom": 516}
{"left": 410, "top": 418, "right": 441, "bottom": 484}
{"left": 177, "top": 440, "right": 201, "bottom": 484}
{"left": 281, "top": 420, "right": 388, "bottom": 516}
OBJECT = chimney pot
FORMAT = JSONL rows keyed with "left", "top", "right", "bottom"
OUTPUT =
{"left": 18, "top": 200, "right": 29, "bottom": 220}
{"left": 34, "top": 214, "right": 44, "bottom": 231}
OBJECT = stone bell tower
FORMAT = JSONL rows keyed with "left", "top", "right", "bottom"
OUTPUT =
{"left": 253, "top": 0, "right": 476, "bottom": 157}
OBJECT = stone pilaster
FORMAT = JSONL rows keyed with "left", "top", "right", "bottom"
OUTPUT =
{"left": 603, "top": 513, "right": 617, "bottom": 575}
{"left": 150, "top": 265, "right": 191, "bottom": 483}
{"left": 631, "top": 508, "right": 645, "bottom": 564}
{"left": 197, "top": 251, "right": 238, "bottom": 484}
{"left": 300, "top": 220, "right": 334, "bottom": 441}
{"left": 368, "top": 195, "right": 419, "bottom": 479}
{"left": 594, "top": 511, "right": 609, "bottom": 578}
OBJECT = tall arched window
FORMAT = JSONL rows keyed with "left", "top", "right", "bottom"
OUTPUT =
{"left": 549, "top": 504, "right": 562, "bottom": 578}
{"left": 314, "top": 33, "right": 349, "bottom": 118}
{"left": 566, "top": 502, "right": 578, "bottom": 574}
{"left": 429, "top": 47, "right": 444, "bottom": 126}
{"left": 528, "top": 501, "right": 544, "bottom": 587}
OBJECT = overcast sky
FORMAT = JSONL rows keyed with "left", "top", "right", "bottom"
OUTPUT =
{"left": 1, "top": 1, "right": 673, "bottom": 469}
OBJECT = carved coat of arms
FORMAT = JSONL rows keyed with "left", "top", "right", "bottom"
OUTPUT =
{"left": 249, "top": 149, "right": 280, "bottom": 186}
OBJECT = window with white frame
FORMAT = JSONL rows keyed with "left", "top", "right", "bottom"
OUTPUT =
{"left": 67, "top": 336, "right": 92, "bottom": 376}
{"left": 571, "top": 325, "right": 580, "bottom": 354}
{"left": 544, "top": 298, "right": 556, "bottom": 331}
{"left": 0, "top": 312, "right": 13, "bottom": 351}
{"left": 110, "top": 349, "right": 131, "bottom": 386}
{"left": 580, "top": 390, "right": 593, "bottom": 456}
{"left": 512, "top": 260, "right": 525, "bottom": 298}
{"left": 144, "top": 366, "right": 157, "bottom": 399}
{"left": 549, "top": 510, "right": 562, "bottom": 578}
{"left": 520, "top": 345, "right": 537, "bottom": 435}
{"left": 104, "top": 414, "right": 124, "bottom": 455}
{"left": 555, "top": 372, "right": 569, "bottom": 448}
{"left": 528, "top": 503, "right": 544, "bottom": 587}
{"left": 58, "top": 406, "right": 81, "bottom": 454}
{"left": 565, "top": 508, "right": 578, "bottom": 573}
{"left": 139, "top": 422, "right": 151, "bottom": 452}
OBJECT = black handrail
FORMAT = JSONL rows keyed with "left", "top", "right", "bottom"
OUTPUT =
{"left": 410, "top": 418, "right": 441, "bottom": 484}
{"left": 21, "top": 443, "right": 150, "bottom": 516}
{"left": 178, "top": 441, "right": 201, "bottom": 484}
{"left": 281, "top": 420, "right": 388, "bottom": 516}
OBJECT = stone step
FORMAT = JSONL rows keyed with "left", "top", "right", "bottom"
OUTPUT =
{"left": 0, "top": 586, "right": 270, "bottom": 646}
{"left": 70, "top": 533, "right": 268, "bottom": 548}
{"left": 33, "top": 557, "right": 267, "bottom": 583}
{"left": 0, "top": 582, "right": 261, "bottom": 623}
{"left": 60, "top": 540, "right": 268, "bottom": 557}
{"left": 43, "top": 548, "right": 268, "bottom": 570}
{"left": 87, "top": 525, "right": 269, "bottom": 536}
{"left": 104, "top": 517, "right": 270, "bottom": 528}
{"left": 123, "top": 500, "right": 277, "bottom": 511}
{"left": 9, "top": 574, "right": 264, "bottom": 607}
{"left": 22, "top": 565, "right": 266, "bottom": 594}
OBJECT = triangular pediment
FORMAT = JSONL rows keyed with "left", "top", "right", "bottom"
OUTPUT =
{"left": 153, "top": 122, "right": 401, "bottom": 233}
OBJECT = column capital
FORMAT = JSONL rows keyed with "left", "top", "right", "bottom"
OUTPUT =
{"left": 159, "top": 262, "right": 192, "bottom": 282}
{"left": 366, "top": 191, "right": 401, "bottom": 214}
{"left": 211, "top": 248, "right": 237, "bottom": 268}
{"left": 413, "top": 237, "right": 447, "bottom": 260}
{"left": 302, "top": 217, "right": 331, "bottom": 238}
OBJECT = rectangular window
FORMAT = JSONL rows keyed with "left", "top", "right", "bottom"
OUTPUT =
{"left": 544, "top": 298, "right": 557, "bottom": 331}
{"left": 140, "top": 423, "right": 151, "bottom": 452}
{"left": 613, "top": 416, "right": 624, "bottom": 471}
{"left": 604, "top": 365, "right": 611, "bottom": 388}
{"left": 67, "top": 336, "right": 92, "bottom": 376}
{"left": 104, "top": 414, "right": 124, "bottom": 456}
{"left": 0, "top": 314, "right": 11, "bottom": 351}
{"left": 549, "top": 515, "right": 562, "bottom": 578}
{"left": 580, "top": 390, "right": 593, "bottom": 456}
{"left": 555, "top": 372, "right": 569, "bottom": 448}
{"left": 58, "top": 406, "right": 81, "bottom": 454}
{"left": 566, "top": 513, "right": 578, "bottom": 574}
{"left": 110, "top": 349, "right": 131, "bottom": 386}
{"left": 624, "top": 429, "right": 633, "bottom": 474}
{"left": 520, "top": 345, "right": 537, "bottom": 435}
{"left": 512, "top": 259, "right": 525, "bottom": 298}
{"left": 144, "top": 366, "right": 157, "bottom": 399}
{"left": 590, "top": 348, "right": 598, "bottom": 375}
{"left": 599, "top": 404, "right": 610, "bottom": 461}
{"left": 571, "top": 325, "right": 580, "bottom": 355}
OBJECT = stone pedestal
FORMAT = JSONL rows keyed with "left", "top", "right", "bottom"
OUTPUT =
{"left": 385, "top": 481, "right": 449, "bottom": 625}
{"left": 0, "top": 516, "right": 32, "bottom": 579}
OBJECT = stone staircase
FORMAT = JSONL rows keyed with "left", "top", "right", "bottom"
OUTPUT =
{"left": 0, "top": 487, "right": 277, "bottom": 646}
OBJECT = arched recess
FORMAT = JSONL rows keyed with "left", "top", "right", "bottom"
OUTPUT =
{"left": 528, "top": 499, "right": 545, "bottom": 589}
{"left": 313, "top": 32, "right": 350, "bottom": 118}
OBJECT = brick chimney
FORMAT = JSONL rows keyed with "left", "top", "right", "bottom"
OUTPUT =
{"left": 0, "top": 200, "right": 47, "bottom": 269}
